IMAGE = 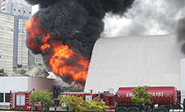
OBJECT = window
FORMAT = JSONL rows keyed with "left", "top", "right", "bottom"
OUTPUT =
{"left": 16, "top": 95, "right": 25, "bottom": 106}
{"left": 5, "top": 93, "right": 10, "bottom": 102}
{"left": 18, "top": 10, "right": 20, "bottom": 12}
{"left": 14, "top": 9, "right": 16, "bottom": 11}
{"left": 85, "top": 95, "right": 92, "bottom": 102}
{"left": 100, "top": 94, "right": 105, "bottom": 101}
{"left": 109, "top": 97, "right": 113, "bottom": 106}
{"left": 0, "top": 93, "right": 4, "bottom": 102}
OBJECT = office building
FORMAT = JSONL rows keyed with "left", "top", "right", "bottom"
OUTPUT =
{"left": 0, "top": 11, "right": 35, "bottom": 70}
{"left": 0, "top": 0, "right": 32, "bottom": 17}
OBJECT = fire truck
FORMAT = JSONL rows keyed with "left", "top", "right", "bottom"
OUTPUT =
{"left": 9, "top": 86, "right": 185, "bottom": 111}
{"left": 59, "top": 86, "right": 185, "bottom": 112}
{"left": 9, "top": 90, "right": 42, "bottom": 111}
{"left": 115, "top": 86, "right": 182, "bottom": 111}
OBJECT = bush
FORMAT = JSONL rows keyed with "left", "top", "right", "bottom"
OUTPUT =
{"left": 58, "top": 95, "right": 108, "bottom": 112}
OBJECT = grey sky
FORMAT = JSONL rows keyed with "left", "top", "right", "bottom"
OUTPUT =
{"left": 102, "top": 0, "right": 185, "bottom": 37}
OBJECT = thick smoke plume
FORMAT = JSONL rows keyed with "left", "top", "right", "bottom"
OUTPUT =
{"left": 176, "top": 18, "right": 185, "bottom": 54}
{"left": 25, "top": 0, "right": 135, "bottom": 86}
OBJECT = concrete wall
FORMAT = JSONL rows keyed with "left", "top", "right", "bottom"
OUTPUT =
{"left": 0, "top": 76, "right": 55, "bottom": 93}
{"left": 85, "top": 35, "right": 185, "bottom": 96}
{"left": 0, "top": 77, "right": 28, "bottom": 92}
{"left": 180, "top": 59, "right": 185, "bottom": 102}
{"left": 28, "top": 77, "right": 55, "bottom": 92}
{"left": 9, "top": 2, "right": 31, "bottom": 17}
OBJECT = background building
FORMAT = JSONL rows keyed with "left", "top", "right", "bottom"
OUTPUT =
{"left": 0, "top": 12, "right": 14, "bottom": 70}
{"left": 0, "top": 0, "right": 32, "bottom": 17}
{"left": 84, "top": 35, "right": 185, "bottom": 102}
{"left": 0, "top": 0, "right": 35, "bottom": 70}
{"left": 0, "top": 11, "right": 35, "bottom": 70}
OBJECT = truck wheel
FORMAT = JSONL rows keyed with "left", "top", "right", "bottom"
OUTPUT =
{"left": 117, "top": 107, "right": 128, "bottom": 112}
{"left": 45, "top": 106, "right": 49, "bottom": 111}
{"left": 128, "top": 107, "right": 139, "bottom": 112}
{"left": 156, "top": 107, "right": 168, "bottom": 112}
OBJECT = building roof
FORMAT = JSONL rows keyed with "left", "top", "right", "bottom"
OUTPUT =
{"left": 0, "top": 76, "right": 55, "bottom": 92}
{"left": 84, "top": 35, "right": 185, "bottom": 93}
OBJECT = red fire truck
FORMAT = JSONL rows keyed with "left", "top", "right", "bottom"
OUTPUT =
{"left": 61, "top": 92, "right": 99, "bottom": 101}
{"left": 115, "top": 86, "right": 182, "bottom": 111}
{"left": 9, "top": 90, "right": 42, "bottom": 110}
{"left": 60, "top": 86, "right": 184, "bottom": 112}
{"left": 9, "top": 86, "right": 185, "bottom": 111}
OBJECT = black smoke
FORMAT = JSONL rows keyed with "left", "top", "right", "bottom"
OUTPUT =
{"left": 176, "top": 18, "right": 185, "bottom": 54}
{"left": 26, "top": 0, "right": 134, "bottom": 57}
{"left": 25, "top": 0, "right": 135, "bottom": 85}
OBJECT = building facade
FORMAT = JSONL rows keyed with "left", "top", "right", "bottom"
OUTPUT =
{"left": 0, "top": 12, "right": 14, "bottom": 70}
{"left": 0, "top": 11, "right": 35, "bottom": 70}
{"left": 0, "top": 0, "right": 32, "bottom": 17}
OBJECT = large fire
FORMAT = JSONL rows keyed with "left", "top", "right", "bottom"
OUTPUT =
{"left": 26, "top": 15, "right": 89, "bottom": 86}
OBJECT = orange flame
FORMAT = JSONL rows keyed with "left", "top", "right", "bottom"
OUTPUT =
{"left": 26, "top": 16, "right": 51, "bottom": 51}
{"left": 49, "top": 43, "right": 89, "bottom": 82}
{"left": 26, "top": 16, "right": 38, "bottom": 50}
{"left": 26, "top": 15, "right": 89, "bottom": 85}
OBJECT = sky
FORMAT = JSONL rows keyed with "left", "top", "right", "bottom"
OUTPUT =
{"left": 32, "top": 5, "right": 38, "bottom": 15}
{"left": 32, "top": 0, "right": 185, "bottom": 38}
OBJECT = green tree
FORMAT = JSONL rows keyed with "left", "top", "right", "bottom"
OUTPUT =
{"left": 12, "top": 66, "right": 17, "bottom": 71}
{"left": 83, "top": 97, "right": 109, "bottom": 111}
{"left": 0, "top": 68, "right": 4, "bottom": 73}
{"left": 58, "top": 95, "right": 108, "bottom": 112}
{"left": 38, "top": 63, "right": 43, "bottom": 67}
{"left": 20, "top": 69, "right": 26, "bottom": 75}
{"left": 29, "top": 89, "right": 54, "bottom": 111}
{"left": 131, "top": 86, "right": 153, "bottom": 110}
{"left": 59, "top": 95, "right": 84, "bottom": 111}
{"left": 0, "top": 68, "right": 7, "bottom": 76}
{"left": 17, "top": 64, "right": 22, "bottom": 68}
{"left": 63, "top": 86, "right": 83, "bottom": 92}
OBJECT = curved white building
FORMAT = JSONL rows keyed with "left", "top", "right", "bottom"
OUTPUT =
{"left": 84, "top": 35, "right": 185, "bottom": 97}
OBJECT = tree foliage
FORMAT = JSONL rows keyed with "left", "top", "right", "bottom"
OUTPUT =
{"left": 17, "top": 64, "right": 23, "bottom": 68}
{"left": 29, "top": 89, "right": 54, "bottom": 108}
{"left": 58, "top": 95, "right": 109, "bottom": 112}
{"left": 0, "top": 68, "right": 4, "bottom": 73}
{"left": 131, "top": 86, "right": 153, "bottom": 106}
{"left": 63, "top": 85, "right": 84, "bottom": 92}
{"left": 12, "top": 66, "right": 17, "bottom": 71}
{"left": 0, "top": 68, "right": 7, "bottom": 76}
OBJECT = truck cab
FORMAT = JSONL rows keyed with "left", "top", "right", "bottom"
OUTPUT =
{"left": 99, "top": 91, "right": 116, "bottom": 110}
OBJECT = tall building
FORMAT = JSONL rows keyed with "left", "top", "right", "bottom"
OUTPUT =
{"left": 0, "top": 12, "right": 14, "bottom": 70}
{"left": 0, "top": 11, "right": 35, "bottom": 70}
{"left": 0, "top": 0, "right": 32, "bottom": 17}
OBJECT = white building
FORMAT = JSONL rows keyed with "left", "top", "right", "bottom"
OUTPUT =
{"left": 0, "top": 76, "right": 55, "bottom": 109}
{"left": 84, "top": 34, "right": 185, "bottom": 102}
{"left": 0, "top": 0, "right": 32, "bottom": 17}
